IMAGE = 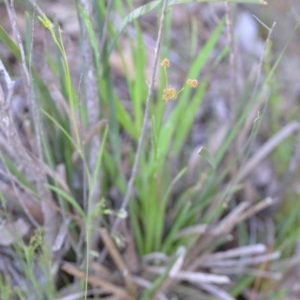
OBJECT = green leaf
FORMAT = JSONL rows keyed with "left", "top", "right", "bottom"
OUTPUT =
{"left": 172, "top": 79, "right": 208, "bottom": 154}
{"left": 46, "top": 184, "right": 84, "bottom": 217}
{"left": 168, "top": 19, "right": 225, "bottom": 155}
{"left": 162, "top": 201, "right": 191, "bottom": 252}
{"left": 1, "top": 155, "right": 36, "bottom": 194}
{"left": 42, "top": 109, "right": 78, "bottom": 149}
{"left": 0, "top": 24, "right": 21, "bottom": 61}
{"left": 88, "top": 125, "right": 109, "bottom": 217}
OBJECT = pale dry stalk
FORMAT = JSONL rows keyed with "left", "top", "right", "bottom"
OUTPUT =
{"left": 4, "top": 0, "right": 59, "bottom": 253}
{"left": 79, "top": 0, "right": 101, "bottom": 250}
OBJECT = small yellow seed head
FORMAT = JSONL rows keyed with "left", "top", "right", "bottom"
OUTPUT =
{"left": 163, "top": 87, "right": 177, "bottom": 101}
{"left": 161, "top": 58, "right": 170, "bottom": 67}
{"left": 186, "top": 79, "right": 198, "bottom": 88}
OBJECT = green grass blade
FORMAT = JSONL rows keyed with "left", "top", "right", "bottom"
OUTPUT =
{"left": 0, "top": 24, "right": 21, "bottom": 61}
{"left": 156, "top": 121, "right": 175, "bottom": 168}
{"left": 108, "top": 1, "right": 161, "bottom": 52}
{"left": 168, "top": 18, "right": 224, "bottom": 125}
{"left": 0, "top": 155, "right": 36, "bottom": 193}
{"left": 155, "top": 167, "right": 187, "bottom": 250}
{"left": 88, "top": 125, "right": 109, "bottom": 214}
{"left": 131, "top": 26, "right": 147, "bottom": 130}
{"left": 161, "top": 20, "right": 224, "bottom": 159}
{"left": 162, "top": 201, "right": 191, "bottom": 253}
{"left": 129, "top": 200, "right": 144, "bottom": 254}
{"left": 172, "top": 79, "right": 208, "bottom": 154}
{"left": 46, "top": 184, "right": 84, "bottom": 217}
{"left": 42, "top": 109, "right": 78, "bottom": 150}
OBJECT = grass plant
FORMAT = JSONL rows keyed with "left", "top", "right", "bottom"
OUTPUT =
{"left": 0, "top": 0, "right": 299, "bottom": 299}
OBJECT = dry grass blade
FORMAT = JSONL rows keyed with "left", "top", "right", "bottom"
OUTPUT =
{"left": 176, "top": 224, "right": 208, "bottom": 239}
{"left": 169, "top": 247, "right": 186, "bottom": 277}
{"left": 174, "top": 270, "right": 231, "bottom": 285}
{"left": 237, "top": 122, "right": 300, "bottom": 182}
{"left": 99, "top": 228, "right": 137, "bottom": 295}
{"left": 61, "top": 262, "right": 132, "bottom": 300}
{"left": 0, "top": 167, "right": 43, "bottom": 224}
{"left": 236, "top": 197, "right": 274, "bottom": 223}
{"left": 198, "top": 252, "right": 280, "bottom": 268}
{"left": 40, "top": 161, "right": 70, "bottom": 193}
{"left": 206, "top": 244, "right": 267, "bottom": 260}
{"left": 52, "top": 218, "right": 70, "bottom": 252}
{"left": 147, "top": 266, "right": 231, "bottom": 284}
{"left": 212, "top": 198, "right": 274, "bottom": 239}
{"left": 212, "top": 201, "right": 250, "bottom": 235}
{"left": 4, "top": 0, "right": 59, "bottom": 251}
{"left": 198, "top": 282, "right": 235, "bottom": 300}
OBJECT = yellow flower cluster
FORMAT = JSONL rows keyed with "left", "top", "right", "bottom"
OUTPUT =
{"left": 163, "top": 87, "right": 177, "bottom": 101}
{"left": 161, "top": 58, "right": 170, "bottom": 67}
{"left": 161, "top": 58, "right": 198, "bottom": 103}
{"left": 186, "top": 79, "right": 198, "bottom": 88}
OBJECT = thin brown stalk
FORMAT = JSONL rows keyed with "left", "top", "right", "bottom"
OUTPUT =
{"left": 99, "top": 228, "right": 137, "bottom": 295}
{"left": 212, "top": 201, "right": 250, "bottom": 236}
{"left": 236, "top": 197, "right": 274, "bottom": 223}
{"left": 61, "top": 262, "right": 132, "bottom": 300}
